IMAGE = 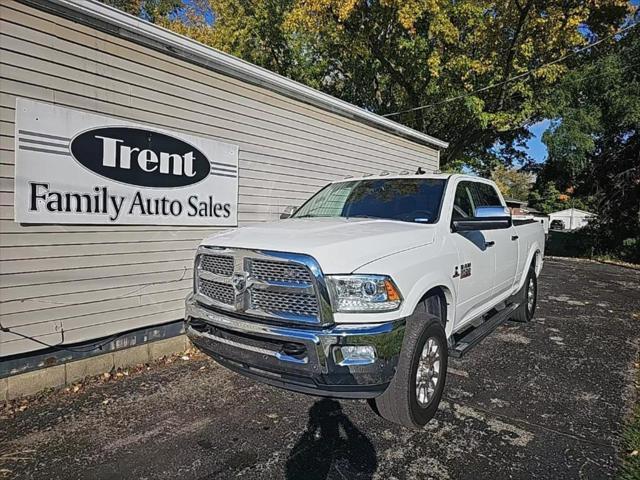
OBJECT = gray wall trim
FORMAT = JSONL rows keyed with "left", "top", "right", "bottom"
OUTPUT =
{"left": 18, "top": 0, "right": 448, "bottom": 150}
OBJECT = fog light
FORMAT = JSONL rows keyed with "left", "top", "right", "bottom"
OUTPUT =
{"left": 334, "top": 345, "right": 376, "bottom": 366}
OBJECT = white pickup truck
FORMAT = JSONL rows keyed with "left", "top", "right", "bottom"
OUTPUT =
{"left": 185, "top": 173, "right": 544, "bottom": 428}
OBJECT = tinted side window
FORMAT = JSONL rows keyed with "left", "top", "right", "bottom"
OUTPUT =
{"left": 452, "top": 182, "right": 474, "bottom": 219}
{"left": 453, "top": 181, "right": 503, "bottom": 220}
{"left": 471, "top": 182, "right": 502, "bottom": 207}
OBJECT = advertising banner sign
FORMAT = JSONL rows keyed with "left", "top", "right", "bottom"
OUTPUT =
{"left": 14, "top": 99, "right": 239, "bottom": 226}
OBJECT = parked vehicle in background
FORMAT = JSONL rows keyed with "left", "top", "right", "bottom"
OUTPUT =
{"left": 549, "top": 208, "right": 596, "bottom": 231}
{"left": 185, "top": 174, "right": 545, "bottom": 428}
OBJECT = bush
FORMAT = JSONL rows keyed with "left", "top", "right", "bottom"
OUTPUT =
{"left": 545, "top": 230, "right": 639, "bottom": 264}
{"left": 545, "top": 230, "right": 595, "bottom": 258}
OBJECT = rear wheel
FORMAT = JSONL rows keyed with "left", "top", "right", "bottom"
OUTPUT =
{"left": 371, "top": 294, "right": 448, "bottom": 428}
{"left": 510, "top": 268, "right": 537, "bottom": 322}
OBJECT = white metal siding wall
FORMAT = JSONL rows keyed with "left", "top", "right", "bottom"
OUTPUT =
{"left": 0, "top": 0, "right": 440, "bottom": 357}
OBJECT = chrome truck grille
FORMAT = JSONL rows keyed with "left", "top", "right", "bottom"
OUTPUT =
{"left": 193, "top": 247, "right": 333, "bottom": 325}
{"left": 251, "top": 290, "right": 319, "bottom": 317}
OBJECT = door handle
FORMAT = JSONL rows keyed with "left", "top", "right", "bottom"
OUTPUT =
{"left": 511, "top": 235, "right": 519, "bottom": 241}
{"left": 485, "top": 241, "right": 495, "bottom": 247}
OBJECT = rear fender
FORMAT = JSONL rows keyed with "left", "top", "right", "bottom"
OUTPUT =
{"left": 515, "top": 245, "right": 541, "bottom": 293}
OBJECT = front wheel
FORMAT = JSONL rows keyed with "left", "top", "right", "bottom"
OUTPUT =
{"left": 372, "top": 295, "right": 448, "bottom": 428}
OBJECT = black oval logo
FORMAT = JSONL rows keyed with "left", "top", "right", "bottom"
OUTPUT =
{"left": 70, "top": 127, "right": 210, "bottom": 188}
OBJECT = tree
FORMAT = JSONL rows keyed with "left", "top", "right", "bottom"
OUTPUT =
{"left": 160, "top": 0, "right": 304, "bottom": 79}
{"left": 490, "top": 165, "right": 533, "bottom": 201}
{"left": 107, "top": 1, "right": 633, "bottom": 173}
{"left": 164, "top": 0, "right": 631, "bottom": 173}
{"left": 101, "top": 0, "right": 182, "bottom": 22}
{"left": 527, "top": 182, "right": 567, "bottom": 214}
{"left": 537, "top": 21, "right": 640, "bottom": 261}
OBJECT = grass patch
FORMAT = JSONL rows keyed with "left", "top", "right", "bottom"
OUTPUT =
{"left": 619, "top": 360, "right": 640, "bottom": 480}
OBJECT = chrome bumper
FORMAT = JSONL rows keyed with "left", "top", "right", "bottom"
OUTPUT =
{"left": 185, "top": 294, "right": 405, "bottom": 399}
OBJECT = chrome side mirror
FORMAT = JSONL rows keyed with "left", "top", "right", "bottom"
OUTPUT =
{"left": 452, "top": 206, "right": 511, "bottom": 232}
{"left": 280, "top": 205, "right": 297, "bottom": 219}
{"left": 474, "top": 206, "right": 511, "bottom": 218}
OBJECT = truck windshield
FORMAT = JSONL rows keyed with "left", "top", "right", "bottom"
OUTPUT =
{"left": 293, "top": 178, "right": 446, "bottom": 224}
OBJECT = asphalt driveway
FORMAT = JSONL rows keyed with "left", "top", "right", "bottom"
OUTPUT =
{"left": 1, "top": 258, "right": 639, "bottom": 480}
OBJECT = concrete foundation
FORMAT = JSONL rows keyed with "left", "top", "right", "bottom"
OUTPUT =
{"left": 2, "top": 335, "right": 191, "bottom": 401}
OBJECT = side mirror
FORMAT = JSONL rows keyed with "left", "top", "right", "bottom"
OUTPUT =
{"left": 452, "top": 206, "right": 511, "bottom": 232}
{"left": 280, "top": 205, "right": 297, "bottom": 219}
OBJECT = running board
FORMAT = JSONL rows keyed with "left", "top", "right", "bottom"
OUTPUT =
{"left": 449, "top": 304, "right": 519, "bottom": 358}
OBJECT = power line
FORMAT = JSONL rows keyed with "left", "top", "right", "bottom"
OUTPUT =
{"left": 383, "top": 21, "right": 639, "bottom": 118}
{"left": 396, "top": 57, "right": 640, "bottom": 131}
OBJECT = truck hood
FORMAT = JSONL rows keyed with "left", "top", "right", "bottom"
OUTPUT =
{"left": 201, "top": 217, "right": 436, "bottom": 273}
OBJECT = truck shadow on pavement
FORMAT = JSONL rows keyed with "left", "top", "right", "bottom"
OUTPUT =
{"left": 285, "top": 398, "right": 377, "bottom": 480}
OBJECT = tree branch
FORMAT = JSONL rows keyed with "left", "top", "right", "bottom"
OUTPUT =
{"left": 495, "top": 0, "right": 533, "bottom": 110}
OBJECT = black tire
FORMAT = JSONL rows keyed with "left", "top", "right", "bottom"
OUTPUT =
{"left": 372, "top": 294, "right": 448, "bottom": 428}
{"left": 510, "top": 267, "right": 537, "bottom": 322}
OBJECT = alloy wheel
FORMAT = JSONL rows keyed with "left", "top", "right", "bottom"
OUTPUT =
{"left": 415, "top": 337, "right": 441, "bottom": 407}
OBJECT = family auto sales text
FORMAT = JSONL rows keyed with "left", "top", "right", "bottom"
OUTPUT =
{"left": 28, "top": 183, "right": 232, "bottom": 221}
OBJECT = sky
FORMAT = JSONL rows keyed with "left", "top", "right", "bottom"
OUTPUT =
{"left": 523, "top": 120, "right": 551, "bottom": 163}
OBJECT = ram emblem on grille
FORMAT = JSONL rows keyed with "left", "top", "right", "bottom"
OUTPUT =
{"left": 231, "top": 272, "right": 247, "bottom": 294}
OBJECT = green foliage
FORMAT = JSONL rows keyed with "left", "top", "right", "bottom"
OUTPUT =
{"left": 149, "top": 0, "right": 631, "bottom": 173}
{"left": 490, "top": 165, "right": 533, "bottom": 201}
{"left": 537, "top": 23, "right": 640, "bottom": 262}
{"left": 527, "top": 182, "right": 567, "bottom": 214}
{"left": 285, "top": 0, "right": 631, "bottom": 172}
{"left": 162, "top": 0, "right": 306, "bottom": 82}
{"left": 618, "top": 364, "right": 640, "bottom": 480}
{"left": 542, "top": 114, "right": 600, "bottom": 188}
{"left": 545, "top": 230, "right": 595, "bottom": 258}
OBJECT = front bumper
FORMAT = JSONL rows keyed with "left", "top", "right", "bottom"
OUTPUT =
{"left": 185, "top": 294, "right": 406, "bottom": 399}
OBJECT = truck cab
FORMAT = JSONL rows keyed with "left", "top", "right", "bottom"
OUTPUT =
{"left": 185, "top": 173, "right": 544, "bottom": 428}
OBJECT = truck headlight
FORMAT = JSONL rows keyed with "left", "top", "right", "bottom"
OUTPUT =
{"left": 327, "top": 275, "right": 402, "bottom": 312}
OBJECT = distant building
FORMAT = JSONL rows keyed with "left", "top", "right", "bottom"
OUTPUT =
{"left": 504, "top": 198, "right": 549, "bottom": 235}
{"left": 548, "top": 208, "right": 596, "bottom": 231}
{"left": 504, "top": 198, "right": 549, "bottom": 234}
{"left": 504, "top": 198, "right": 529, "bottom": 216}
